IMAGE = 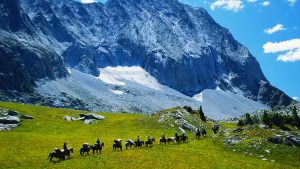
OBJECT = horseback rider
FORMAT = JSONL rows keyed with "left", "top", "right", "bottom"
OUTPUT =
{"left": 96, "top": 138, "right": 100, "bottom": 145}
{"left": 136, "top": 136, "right": 140, "bottom": 143}
{"left": 161, "top": 133, "right": 165, "bottom": 139}
{"left": 147, "top": 134, "right": 152, "bottom": 143}
{"left": 63, "top": 143, "right": 67, "bottom": 150}
{"left": 175, "top": 132, "right": 179, "bottom": 142}
{"left": 196, "top": 128, "right": 200, "bottom": 134}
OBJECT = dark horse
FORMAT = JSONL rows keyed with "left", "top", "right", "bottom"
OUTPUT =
{"left": 48, "top": 148, "right": 65, "bottom": 162}
{"left": 134, "top": 140, "right": 144, "bottom": 148}
{"left": 180, "top": 134, "right": 188, "bottom": 143}
{"left": 113, "top": 139, "right": 122, "bottom": 151}
{"left": 212, "top": 124, "right": 220, "bottom": 134}
{"left": 202, "top": 128, "right": 207, "bottom": 137}
{"left": 62, "top": 147, "right": 73, "bottom": 159}
{"left": 91, "top": 143, "right": 104, "bottom": 154}
{"left": 196, "top": 130, "right": 201, "bottom": 139}
{"left": 145, "top": 138, "right": 155, "bottom": 147}
{"left": 125, "top": 139, "right": 135, "bottom": 150}
{"left": 80, "top": 143, "right": 91, "bottom": 156}
{"left": 159, "top": 137, "right": 167, "bottom": 145}
{"left": 167, "top": 137, "right": 175, "bottom": 144}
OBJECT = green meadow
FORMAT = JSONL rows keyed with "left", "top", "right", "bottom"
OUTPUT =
{"left": 0, "top": 102, "right": 299, "bottom": 169}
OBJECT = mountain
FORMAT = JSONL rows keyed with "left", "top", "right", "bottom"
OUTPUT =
{"left": 0, "top": 0, "right": 293, "bottom": 119}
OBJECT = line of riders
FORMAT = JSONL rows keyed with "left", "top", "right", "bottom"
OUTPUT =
{"left": 49, "top": 124, "right": 220, "bottom": 162}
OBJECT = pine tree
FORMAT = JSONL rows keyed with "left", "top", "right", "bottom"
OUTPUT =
{"left": 245, "top": 113, "right": 253, "bottom": 125}
{"left": 262, "top": 110, "right": 270, "bottom": 126}
{"left": 292, "top": 106, "right": 300, "bottom": 127}
{"left": 198, "top": 106, "right": 206, "bottom": 122}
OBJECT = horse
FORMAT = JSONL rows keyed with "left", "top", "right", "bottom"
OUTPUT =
{"left": 202, "top": 128, "right": 207, "bottom": 137}
{"left": 134, "top": 140, "right": 144, "bottom": 148}
{"left": 145, "top": 138, "right": 155, "bottom": 147}
{"left": 196, "top": 130, "right": 201, "bottom": 139}
{"left": 181, "top": 135, "right": 188, "bottom": 143}
{"left": 113, "top": 139, "right": 122, "bottom": 151}
{"left": 125, "top": 139, "right": 135, "bottom": 150}
{"left": 62, "top": 147, "right": 73, "bottom": 159}
{"left": 175, "top": 135, "right": 180, "bottom": 144}
{"left": 212, "top": 124, "right": 220, "bottom": 134}
{"left": 167, "top": 137, "right": 175, "bottom": 144}
{"left": 48, "top": 148, "right": 65, "bottom": 162}
{"left": 91, "top": 143, "right": 104, "bottom": 154}
{"left": 159, "top": 137, "right": 167, "bottom": 145}
{"left": 80, "top": 143, "right": 91, "bottom": 156}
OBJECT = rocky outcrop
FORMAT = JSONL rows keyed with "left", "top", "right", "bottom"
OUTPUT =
{"left": 0, "top": 108, "right": 33, "bottom": 131}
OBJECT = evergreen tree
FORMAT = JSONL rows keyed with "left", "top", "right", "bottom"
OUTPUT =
{"left": 292, "top": 106, "right": 300, "bottom": 127}
{"left": 198, "top": 106, "right": 206, "bottom": 122}
{"left": 245, "top": 113, "right": 253, "bottom": 125}
{"left": 262, "top": 110, "right": 271, "bottom": 126}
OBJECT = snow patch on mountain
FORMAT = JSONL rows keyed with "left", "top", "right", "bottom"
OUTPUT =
{"left": 36, "top": 67, "right": 268, "bottom": 120}
{"left": 193, "top": 89, "right": 268, "bottom": 119}
{"left": 97, "top": 66, "right": 164, "bottom": 91}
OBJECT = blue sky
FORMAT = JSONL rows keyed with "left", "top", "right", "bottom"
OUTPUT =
{"left": 80, "top": 0, "right": 299, "bottom": 101}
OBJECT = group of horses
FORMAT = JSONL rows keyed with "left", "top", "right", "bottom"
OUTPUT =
{"left": 48, "top": 124, "right": 220, "bottom": 162}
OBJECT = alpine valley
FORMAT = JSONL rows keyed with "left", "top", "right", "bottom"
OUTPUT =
{"left": 0, "top": 0, "right": 293, "bottom": 119}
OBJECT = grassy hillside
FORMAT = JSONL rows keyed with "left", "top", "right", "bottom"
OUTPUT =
{"left": 0, "top": 102, "right": 299, "bottom": 169}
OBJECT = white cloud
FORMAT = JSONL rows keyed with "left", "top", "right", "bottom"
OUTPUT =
{"left": 288, "top": 0, "right": 297, "bottom": 6}
{"left": 261, "top": 1, "right": 271, "bottom": 6}
{"left": 277, "top": 49, "right": 300, "bottom": 62}
{"left": 247, "top": 0, "right": 258, "bottom": 3}
{"left": 81, "top": 0, "right": 95, "bottom": 3}
{"left": 264, "top": 24, "right": 286, "bottom": 34}
{"left": 292, "top": 96, "right": 298, "bottom": 100}
{"left": 263, "top": 39, "right": 300, "bottom": 62}
{"left": 210, "top": 0, "right": 244, "bottom": 12}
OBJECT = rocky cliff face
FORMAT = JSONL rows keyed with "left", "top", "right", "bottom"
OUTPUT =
{"left": 0, "top": 0, "right": 293, "bottom": 109}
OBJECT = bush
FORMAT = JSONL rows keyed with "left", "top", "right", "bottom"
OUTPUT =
{"left": 237, "top": 119, "right": 245, "bottom": 126}
{"left": 198, "top": 106, "right": 206, "bottom": 122}
{"left": 183, "top": 106, "right": 193, "bottom": 114}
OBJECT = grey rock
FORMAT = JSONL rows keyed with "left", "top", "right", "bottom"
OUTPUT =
{"left": 233, "top": 127, "right": 244, "bottom": 133}
{"left": 223, "top": 137, "right": 241, "bottom": 146}
{"left": 63, "top": 116, "right": 73, "bottom": 121}
{"left": 79, "top": 113, "right": 105, "bottom": 120}
{"left": 20, "top": 114, "right": 34, "bottom": 119}
{"left": 283, "top": 135, "right": 300, "bottom": 147}
{"left": 0, "top": 116, "right": 21, "bottom": 124}
{"left": 6, "top": 110, "right": 20, "bottom": 116}
{"left": 84, "top": 119, "right": 93, "bottom": 124}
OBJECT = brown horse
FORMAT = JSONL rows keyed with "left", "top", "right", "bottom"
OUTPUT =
{"left": 48, "top": 148, "right": 65, "bottom": 162}
{"left": 91, "top": 143, "right": 104, "bottom": 154}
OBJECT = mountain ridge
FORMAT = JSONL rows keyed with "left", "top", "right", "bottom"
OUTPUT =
{"left": 0, "top": 0, "right": 293, "bottom": 116}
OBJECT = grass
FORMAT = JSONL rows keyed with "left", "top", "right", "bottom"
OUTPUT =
{"left": 0, "top": 102, "right": 299, "bottom": 169}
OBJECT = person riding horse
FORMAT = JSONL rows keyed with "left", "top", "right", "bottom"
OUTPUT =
{"left": 95, "top": 138, "right": 101, "bottom": 148}
{"left": 63, "top": 143, "right": 69, "bottom": 154}
{"left": 196, "top": 128, "right": 201, "bottom": 139}
{"left": 202, "top": 127, "right": 207, "bottom": 136}
{"left": 147, "top": 134, "right": 152, "bottom": 144}
{"left": 160, "top": 133, "right": 166, "bottom": 145}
